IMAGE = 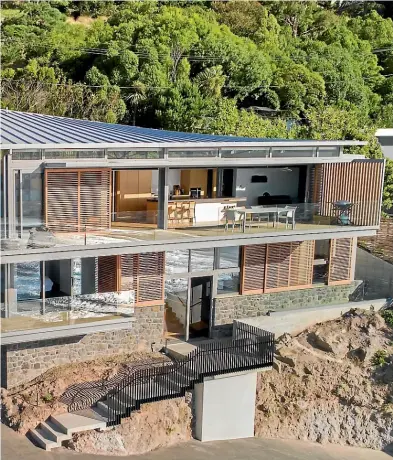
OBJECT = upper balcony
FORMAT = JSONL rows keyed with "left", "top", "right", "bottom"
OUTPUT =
{"left": 0, "top": 110, "right": 384, "bottom": 263}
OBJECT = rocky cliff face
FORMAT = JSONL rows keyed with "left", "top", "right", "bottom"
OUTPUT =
{"left": 255, "top": 309, "right": 393, "bottom": 453}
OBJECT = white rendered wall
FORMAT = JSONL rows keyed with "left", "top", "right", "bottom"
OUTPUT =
{"left": 151, "top": 170, "right": 181, "bottom": 195}
{"left": 235, "top": 167, "right": 300, "bottom": 206}
{"left": 194, "top": 372, "right": 257, "bottom": 442}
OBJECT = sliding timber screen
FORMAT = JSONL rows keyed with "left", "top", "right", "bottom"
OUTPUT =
{"left": 45, "top": 168, "right": 111, "bottom": 232}
{"left": 240, "top": 244, "right": 267, "bottom": 294}
{"left": 328, "top": 238, "right": 353, "bottom": 285}
{"left": 241, "top": 241, "right": 314, "bottom": 294}
{"left": 313, "top": 160, "right": 384, "bottom": 226}
{"left": 98, "top": 252, "right": 165, "bottom": 306}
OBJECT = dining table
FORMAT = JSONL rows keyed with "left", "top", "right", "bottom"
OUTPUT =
{"left": 233, "top": 206, "right": 296, "bottom": 232}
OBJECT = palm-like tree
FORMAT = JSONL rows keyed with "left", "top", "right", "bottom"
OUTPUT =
{"left": 194, "top": 65, "right": 226, "bottom": 98}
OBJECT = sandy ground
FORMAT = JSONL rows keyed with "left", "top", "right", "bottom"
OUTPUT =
{"left": 1, "top": 424, "right": 391, "bottom": 460}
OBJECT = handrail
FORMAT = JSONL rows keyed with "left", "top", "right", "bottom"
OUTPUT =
{"left": 103, "top": 324, "right": 275, "bottom": 426}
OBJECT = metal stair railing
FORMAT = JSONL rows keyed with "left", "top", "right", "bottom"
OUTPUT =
{"left": 105, "top": 324, "right": 274, "bottom": 427}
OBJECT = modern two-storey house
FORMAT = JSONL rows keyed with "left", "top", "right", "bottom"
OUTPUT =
{"left": 0, "top": 110, "right": 385, "bottom": 391}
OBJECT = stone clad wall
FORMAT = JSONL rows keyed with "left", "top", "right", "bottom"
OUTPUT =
{"left": 2, "top": 305, "right": 164, "bottom": 388}
{"left": 212, "top": 283, "right": 357, "bottom": 337}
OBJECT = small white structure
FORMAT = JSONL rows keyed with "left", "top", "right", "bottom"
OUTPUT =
{"left": 376, "top": 128, "right": 393, "bottom": 160}
{"left": 194, "top": 372, "right": 258, "bottom": 442}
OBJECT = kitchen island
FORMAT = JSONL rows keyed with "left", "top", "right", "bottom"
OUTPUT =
{"left": 146, "top": 197, "right": 246, "bottom": 227}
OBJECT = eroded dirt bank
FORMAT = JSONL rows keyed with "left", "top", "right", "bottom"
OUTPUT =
{"left": 255, "top": 309, "right": 393, "bottom": 452}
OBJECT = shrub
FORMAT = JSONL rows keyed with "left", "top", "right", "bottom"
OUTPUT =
{"left": 372, "top": 350, "right": 388, "bottom": 366}
{"left": 382, "top": 309, "right": 393, "bottom": 328}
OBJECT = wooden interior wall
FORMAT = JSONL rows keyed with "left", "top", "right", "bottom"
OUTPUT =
{"left": 97, "top": 252, "right": 165, "bottom": 306}
{"left": 313, "top": 161, "right": 384, "bottom": 226}
{"left": 45, "top": 168, "right": 111, "bottom": 232}
{"left": 328, "top": 238, "right": 353, "bottom": 285}
{"left": 181, "top": 169, "right": 208, "bottom": 197}
{"left": 115, "top": 170, "right": 153, "bottom": 213}
{"left": 241, "top": 240, "right": 315, "bottom": 295}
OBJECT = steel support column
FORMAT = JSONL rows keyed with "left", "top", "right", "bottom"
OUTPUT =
{"left": 158, "top": 166, "right": 169, "bottom": 229}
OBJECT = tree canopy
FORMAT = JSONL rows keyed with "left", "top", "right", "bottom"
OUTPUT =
{"left": 1, "top": 0, "right": 393, "bottom": 207}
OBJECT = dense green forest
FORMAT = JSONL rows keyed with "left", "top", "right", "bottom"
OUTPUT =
{"left": 1, "top": 1, "right": 393, "bottom": 206}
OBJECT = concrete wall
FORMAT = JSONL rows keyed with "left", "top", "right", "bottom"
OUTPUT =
{"left": 355, "top": 248, "right": 393, "bottom": 300}
{"left": 212, "top": 283, "right": 358, "bottom": 337}
{"left": 235, "top": 167, "right": 300, "bottom": 206}
{"left": 1, "top": 305, "right": 165, "bottom": 388}
{"left": 235, "top": 299, "right": 386, "bottom": 337}
{"left": 194, "top": 372, "right": 257, "bottom": 442}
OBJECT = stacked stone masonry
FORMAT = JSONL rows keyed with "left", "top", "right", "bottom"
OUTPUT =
{"left": 2, "top": 305, "right": 165, "bottom": 388}
{"left": 212, "top": 283, "right": 358, "bottom": 337}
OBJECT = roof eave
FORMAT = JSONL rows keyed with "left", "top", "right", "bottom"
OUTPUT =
{"left": 1, "top": 140, "right": 368, "bottom": 151}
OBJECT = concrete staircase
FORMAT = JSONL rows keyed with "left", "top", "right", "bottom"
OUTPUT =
{"left": 28, "top": 408, "right": 107, "bottom": 451}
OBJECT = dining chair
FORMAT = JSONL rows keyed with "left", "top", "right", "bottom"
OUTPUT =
{"left": 224, "top": 209, "right": 244, "bottom": 232}
{"left": 278, "top": 206, "right": 297, "bottom": 229}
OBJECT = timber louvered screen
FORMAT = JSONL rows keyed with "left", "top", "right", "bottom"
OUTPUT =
{"left": 265, "top": 243, "right": 291, "bottom": 292}
{"left": 45, "top": 169, "right": 111, "bottom": 232}
{"left": 264, "top": 241, "right": 314, "bottom": 292}
{"left": 328, "top": 238, "right": 353, "bottom": 285}
{"left": 45, "top": 171, "right": 79, "bottom": 232}
{"left": 97, "top": 256, "right": 118, "bottom": 293}
{"left": 104, "top": 252, "right": 165, "bottom": 306}
{"left": 241, "top": 244, "right": 267, "bottom": 294}
{"left": 289, "top": 240, "right": 315, "bottom": 288}
{"left": 314, "top": 160, "right": 384, "bottom": 226}
{"left": 80, "top": 170, "right": 111, "bottom": 230}
{"left": 137, "top": 252, "right": 165, "bottom": 305}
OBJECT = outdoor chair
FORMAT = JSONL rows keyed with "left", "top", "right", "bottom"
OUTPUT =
{"left": 250, "top": 206, "right": 270, "bottom": 228}
{"left": 224, "top": 209, "right": 244, "bottom": 232}
{"left": 278, "top": 206, "right": 297, "bottom": 229}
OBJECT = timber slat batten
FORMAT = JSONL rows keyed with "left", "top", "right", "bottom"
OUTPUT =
{"left": 45, "top": 168, "right": 111, "bottom": 232}
{"left": 328, "top": 238, "right": 353, "bottom": 285}
{"left": 98, "top": 252, "right": 165, "bottom": 307}
{"left": 313, "top": 160, "right": 384, "bottom": 226}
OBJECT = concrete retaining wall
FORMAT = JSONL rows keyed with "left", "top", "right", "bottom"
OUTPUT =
{"left": 1, "top": 305, "right": 165, "bottom": 388}
{"left": 235, "top": 299, "right": 386, "bottom": 337}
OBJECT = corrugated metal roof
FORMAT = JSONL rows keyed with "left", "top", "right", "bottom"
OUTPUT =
{"left": 0, "top": 109, "right": 366, "bottom": 150}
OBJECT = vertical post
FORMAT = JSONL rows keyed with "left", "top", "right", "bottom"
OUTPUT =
{"left": 157, "top": 167, "right": 169, "bottom": 229}
{"left": 7, "top": 152, "right": 15, "bottom": 238}
{"left": 40, "top": 261, "right": 45, "bottom": 315}
{"left": 216, "top": 168, "right": 223, "bottom": 198}
{"left": 350, "top": 237, "right": 357, "bottom": 282}
{"left": 6, "top": 263, "right": 17, "bottom": 317}
{"left": 111, "top": 169, "right": 116, "bottom": 223}
{"left": 18, "top": 170, "right": 23, "bottom": 238}
{"left": 185, "top": 276, "right": 191, "bottom": 342}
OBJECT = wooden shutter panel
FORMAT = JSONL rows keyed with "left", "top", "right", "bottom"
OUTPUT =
{"left": 316, "top": 161, "right": 384, "bottom": 226}
{"left": 241, "top": 244, "right": 267, "bottom": 294}
{"left": 328, "top": 238, "right": 353, "bottom": 285}
{"left": 265, "top": 243, "right": 291, "bottom": 292}
{"left": 120, "top": 254, "right": 137, "bottom": 292}
{"left": 80, "top": 170, "right": 111, "bottom": 231}
{"left": 136, "top": 252, "right": 165, "bottom": 306}
{"left": 289, "top": 240, "right": 314, "bottom": 288}
{"left": 97, "top": 256, "right": 119, "bottom": 293}
{"left": 45, "top": 168, "right": 111, "bottom": 232}
{"left": 45, "top": 171, "right": 78, "bottom": 232}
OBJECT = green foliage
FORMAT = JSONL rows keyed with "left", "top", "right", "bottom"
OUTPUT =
{"left": 1, "top": 0, "right": 392, "bottom": 204}
{"left": 382, "top": 310, "right": 393, "bottom": 328}
{"left": 372, "top": 350, "right": 388, "bottom": 366}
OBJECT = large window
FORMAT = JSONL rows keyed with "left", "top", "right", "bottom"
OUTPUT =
{"left": 190, "top": 248, "right": 214, "bottom": 272}
{"left": 217, "top": 273, "right": 240, "bottom": 295}
{"left": 217, "top": 246, "right": 240, "bottom": 269}
{"left": 165, "top": 250, "right": 189, "bottom": 275}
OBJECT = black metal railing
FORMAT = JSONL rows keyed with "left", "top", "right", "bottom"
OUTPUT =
{"left": 104, "top": 324, "right": 274, "bottom": 427}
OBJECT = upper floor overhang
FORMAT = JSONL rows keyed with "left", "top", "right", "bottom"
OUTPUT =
{"left": 376, "top": 129, "right": 393, "bottom": 160}
{"left": 0, "top": 225, "right": 378, "bottom": 265}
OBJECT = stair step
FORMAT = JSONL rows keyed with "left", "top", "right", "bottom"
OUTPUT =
{"left": 50, "top": 412, "right": 106, "bottom": 435}
{"left": 97, "top": 398, "right": 128, "bottom": 418}
{"left": 39, "top": 420, "right": 70, "bottom": 443}
{"left": 29, "top": 428, "right": 60, "bottom": 451}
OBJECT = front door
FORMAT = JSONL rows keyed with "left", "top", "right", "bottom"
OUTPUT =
{"left": 189, "top": 276, "right": 212, "bottom": 339}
